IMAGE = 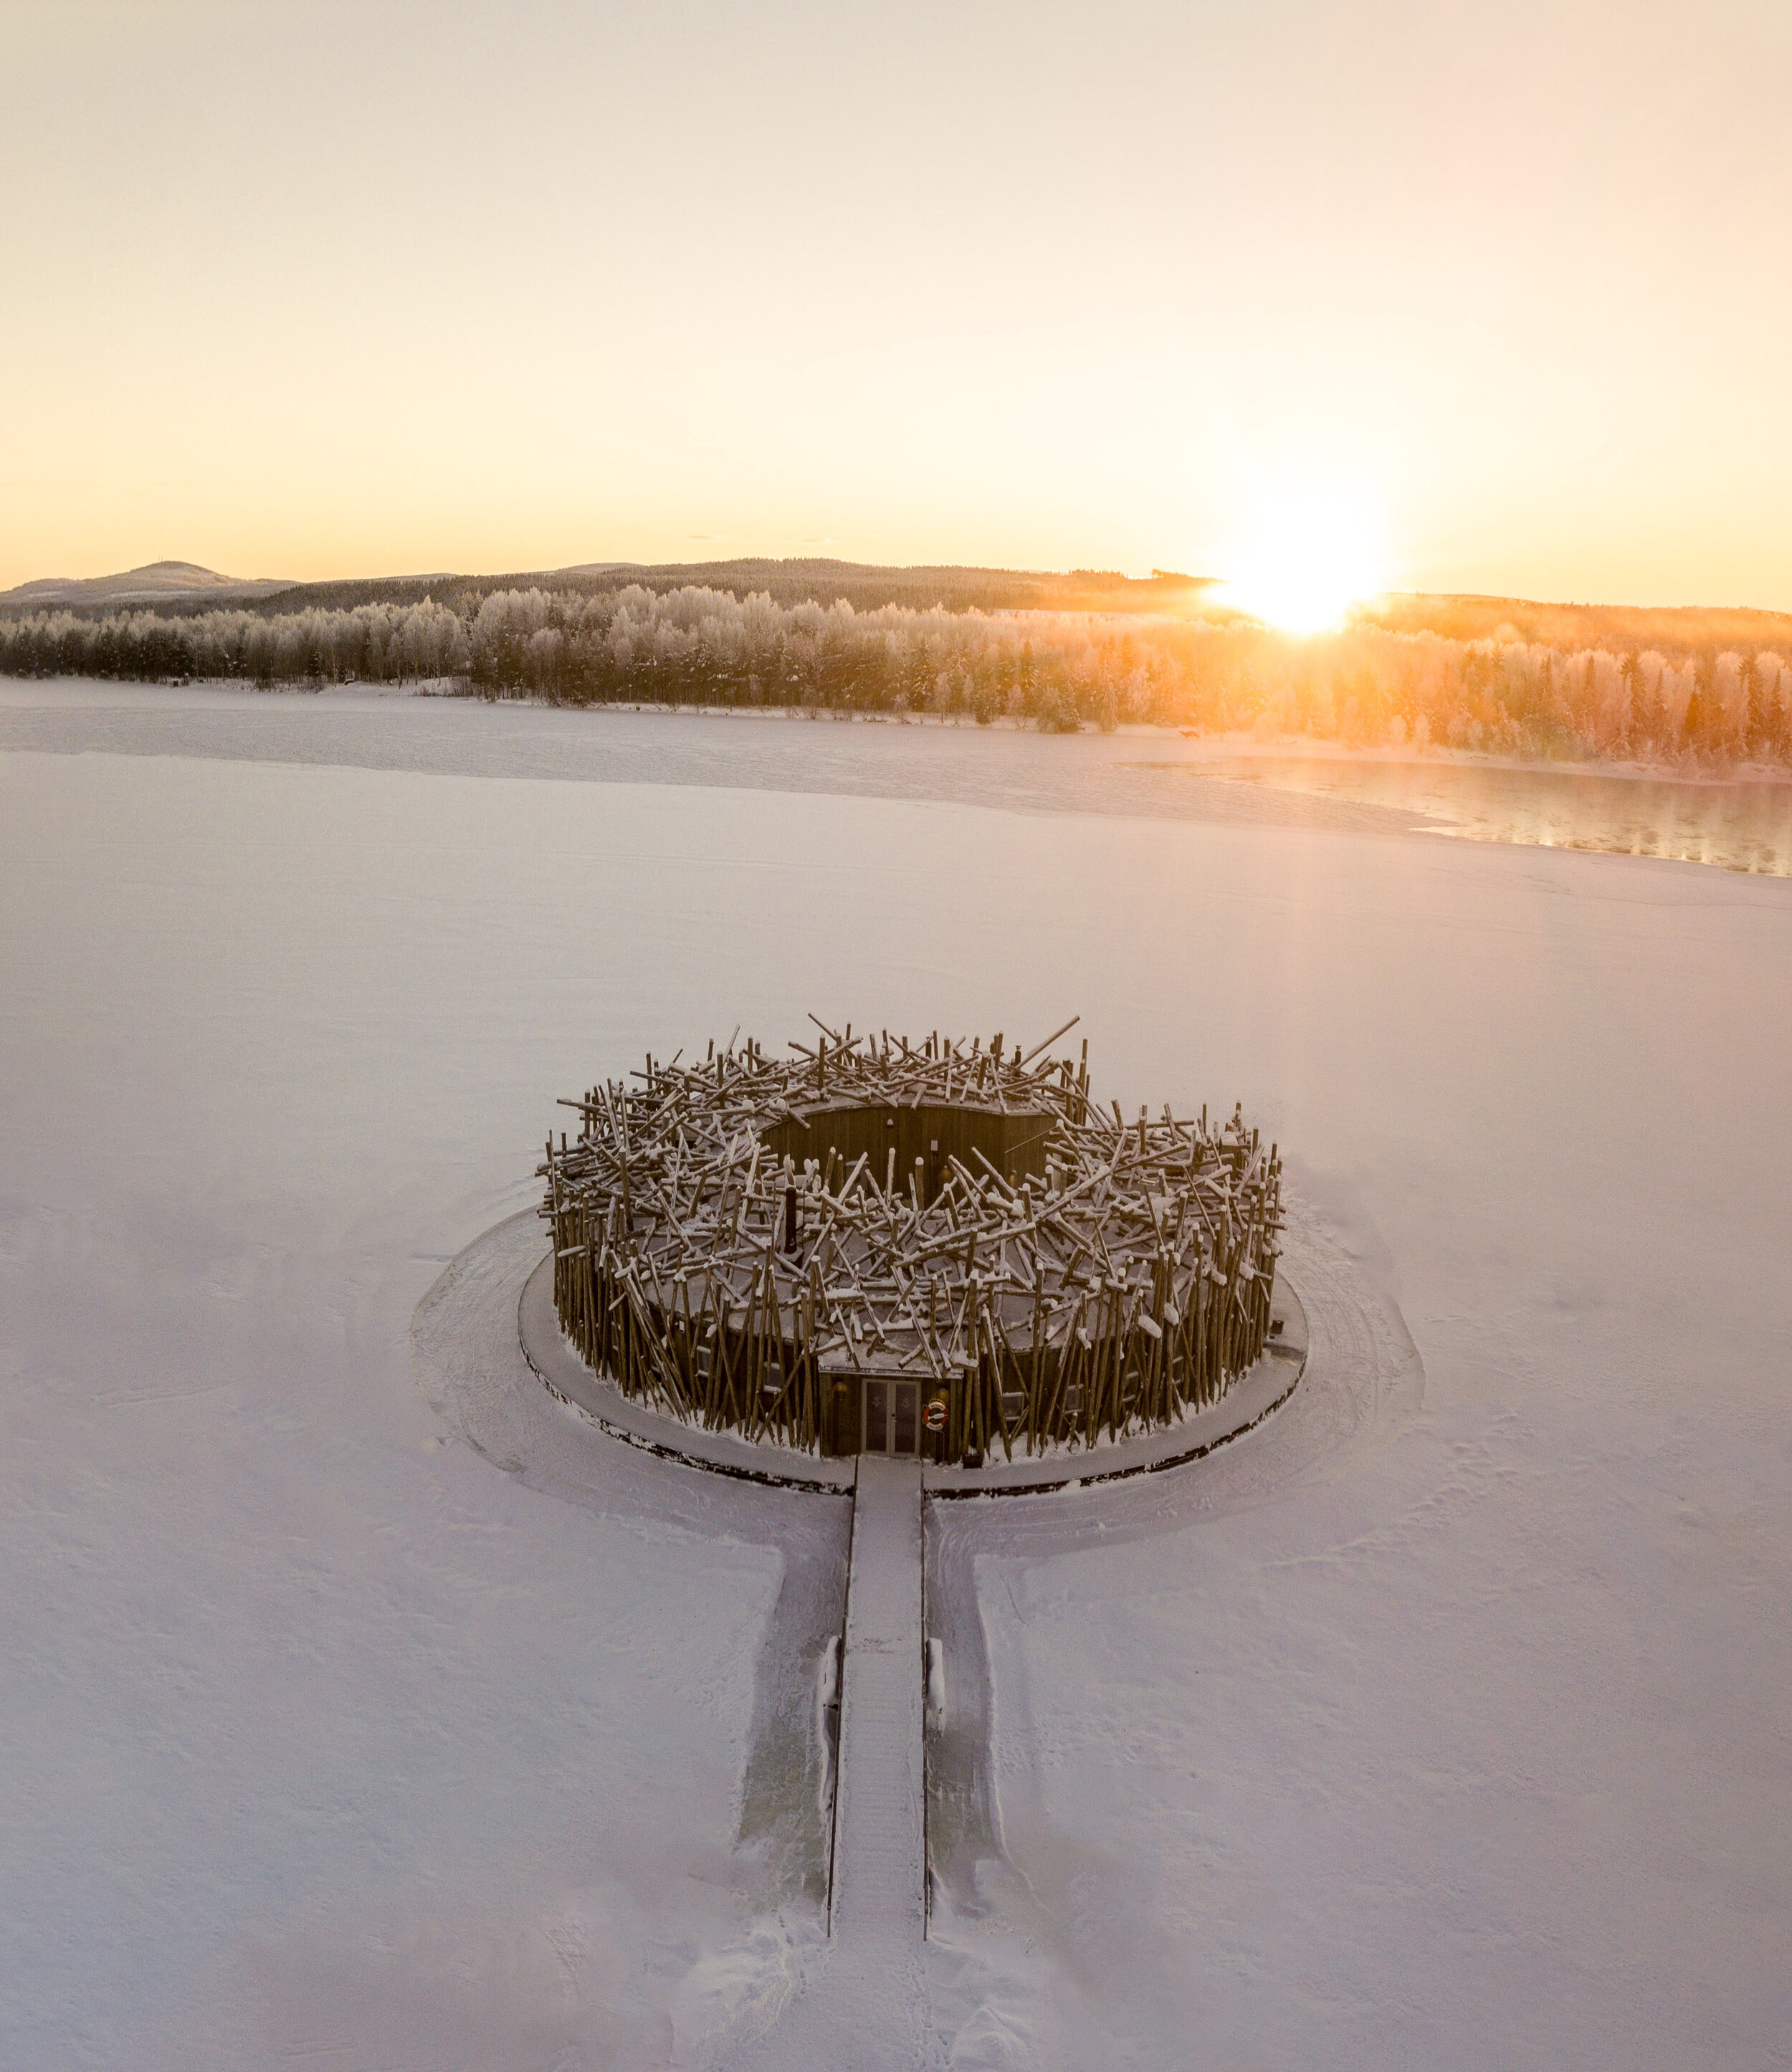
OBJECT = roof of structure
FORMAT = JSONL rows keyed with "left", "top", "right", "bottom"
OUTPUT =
{"left": 541, "top": 1021, "right": 1284, "bottom": 1399}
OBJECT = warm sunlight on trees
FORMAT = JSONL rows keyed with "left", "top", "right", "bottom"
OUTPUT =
{"left": 2, "top": 588, "right": 1787, "bottom": 769}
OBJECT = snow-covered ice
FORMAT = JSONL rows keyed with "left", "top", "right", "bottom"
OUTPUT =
{"left": 1, "top": 686, "right": 1788, "bottom": 2068}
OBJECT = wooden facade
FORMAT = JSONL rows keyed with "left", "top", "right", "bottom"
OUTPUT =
{"left": 540, "top": 1021, "right": 1285, "bottom": 1464}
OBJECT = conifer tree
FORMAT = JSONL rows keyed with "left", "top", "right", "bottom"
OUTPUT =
{"left": 1741, "top": 654, "right": 1775, "bottom": 756}
{"left": 1681, "top": 655, "right": 1713, "bottom": 753}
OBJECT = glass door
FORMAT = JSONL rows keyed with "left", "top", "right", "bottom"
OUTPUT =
{"left": 860, "top": 1378, "right": 922, "bottom": 1453}
{"left": 891, "top": 1382, "right": 918, "bottom": 1455}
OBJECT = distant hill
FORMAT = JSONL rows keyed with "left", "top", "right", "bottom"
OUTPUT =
{"left": 232, "top": 559, "right": 1224, "bottom": 621}
{"left": 0, "top": 560, "right": 292, "bottom": 609}
{"left": 1358, "top": 592, "right": 1792, "bottom": 655}
{"left": 9, "top": 558, "right": 1788, "bottom": 659}
{"left": 226, "top": 566, "right": 1792, "bottom": 654}
{"left": 0, "top": 557, "right": 1224, "bottom": 622}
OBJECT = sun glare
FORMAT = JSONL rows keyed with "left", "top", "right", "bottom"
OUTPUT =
{"left": 1219, "top": 487, "right": 1386, "bottom": 634}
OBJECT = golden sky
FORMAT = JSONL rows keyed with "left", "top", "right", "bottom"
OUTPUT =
{"left": 4, "top": 0, "right": 1788, "bottom": 607}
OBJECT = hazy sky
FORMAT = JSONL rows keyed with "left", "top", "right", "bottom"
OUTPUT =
{"left": 4, "top": 0, "right": 1788, "bottom": 606}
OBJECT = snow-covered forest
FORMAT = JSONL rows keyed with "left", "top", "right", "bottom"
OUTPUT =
{"left": 4, "top": 583, "right": 1788, "bottom": 766}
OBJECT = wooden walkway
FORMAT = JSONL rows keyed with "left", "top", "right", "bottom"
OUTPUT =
{"left": 831, "top": 1453, "right": 926, "bottom": 1945}
{"left": 728, "top": 1454, "right": 933, "bottom": 2069}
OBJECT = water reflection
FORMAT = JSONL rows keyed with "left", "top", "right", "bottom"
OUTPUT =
{"left": 1191, "top": 756, "right": 1792, "bottom": 877}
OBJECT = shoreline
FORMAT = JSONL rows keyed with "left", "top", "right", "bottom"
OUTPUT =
{"left": 6, "top": 672, "right": 1787, "bottom": 790}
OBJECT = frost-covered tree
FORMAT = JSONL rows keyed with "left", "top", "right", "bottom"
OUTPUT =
{"left": 4, "top": 587, "right": 1789, "bottom": 769}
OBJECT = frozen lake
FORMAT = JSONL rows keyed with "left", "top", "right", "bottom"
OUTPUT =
{"left": 2, "top": 683, "right": 1788, "bottom": 2068}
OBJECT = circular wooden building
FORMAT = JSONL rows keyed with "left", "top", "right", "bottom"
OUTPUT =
{"left": 540, "top": 1022, "right": 1285, "bottom": 1464}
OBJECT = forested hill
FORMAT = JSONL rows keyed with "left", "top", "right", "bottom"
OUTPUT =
{"left": 56, "top": 560, "right": 1219, "bottom": 622}
{"left": 19, "top": 555, "right": 1788, "bottom": 657}
{"left": 0, "top": 560, "right": 292, "bottom": 610}
{"left": 6, "top": 576, "right": 1788, "bottom": 767}
{"left": 1360, "top": 593, "right": 1792, "bottom": 656}
{"left": 7, "top": 555, "right": 1790, "bottom": 768}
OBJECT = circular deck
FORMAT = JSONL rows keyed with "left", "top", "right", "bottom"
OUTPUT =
{"left": 519, "top": 1242, "right": 1311, "bottom": 1494}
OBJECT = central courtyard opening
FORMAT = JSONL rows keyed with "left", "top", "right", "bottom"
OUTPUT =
{"left": 758, "top": 1100, "right": 1054, "bottom": 1206}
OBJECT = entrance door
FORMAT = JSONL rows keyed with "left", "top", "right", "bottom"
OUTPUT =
{"left": 891, "top": 1381, "right": 918, "bottom": 1454}
{"left": 861, "top": 1378, "right": 920, "bottom": 1455}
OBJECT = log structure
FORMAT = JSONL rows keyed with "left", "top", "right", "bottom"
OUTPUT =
{"left": 540, "top": 1020, "right": 1285, "bottom": 1463}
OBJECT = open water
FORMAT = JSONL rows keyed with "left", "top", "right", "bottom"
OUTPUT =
{"left": 1176, "top": 752, "right": 1792, "bottom": 876}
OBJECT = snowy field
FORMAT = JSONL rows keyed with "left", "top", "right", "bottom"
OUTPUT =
{"left": 1, "top": 684, "right": 1788, "bottom": 2068}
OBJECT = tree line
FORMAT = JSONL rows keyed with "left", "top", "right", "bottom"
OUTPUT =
{"left": 2, "top": 583, "right": 1788, "bottom": 766}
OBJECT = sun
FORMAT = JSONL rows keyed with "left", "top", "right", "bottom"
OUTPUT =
{"left": 1219, "top": 487, "right": 1386, "bottom": 635}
